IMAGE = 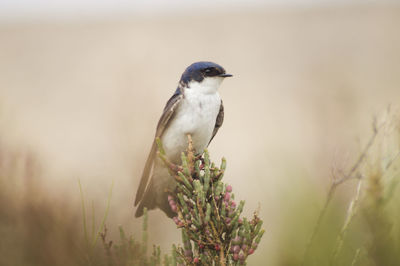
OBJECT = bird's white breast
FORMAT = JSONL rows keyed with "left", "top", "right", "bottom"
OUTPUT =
{"left": 161, "top": 79, "right": 222, "bottom": 162}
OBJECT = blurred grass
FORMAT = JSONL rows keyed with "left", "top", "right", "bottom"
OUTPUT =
{"left": 0, "top": 151, "right": 86, "bottom": 266}
{"left": 0, "top": 149, "right": 167, "bottom": 266}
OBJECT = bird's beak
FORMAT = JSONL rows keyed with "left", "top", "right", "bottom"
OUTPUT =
{"left": 219, "top": 73, "right": 233, "bottom": 78}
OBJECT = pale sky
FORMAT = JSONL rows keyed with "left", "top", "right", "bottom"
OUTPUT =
{"left": 0, "top": 0, "right": 384, "bottom": 21}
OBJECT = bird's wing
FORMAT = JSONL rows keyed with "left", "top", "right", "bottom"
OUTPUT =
{"left": 208, "top": 100, "right": 224, "bottom": 145}
{"left": 134, "top": 91, "right": 183, "bottom": 206}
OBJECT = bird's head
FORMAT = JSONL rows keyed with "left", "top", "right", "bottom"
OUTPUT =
{"left": 178, "top": 62, "right": 232, "bottom": 94}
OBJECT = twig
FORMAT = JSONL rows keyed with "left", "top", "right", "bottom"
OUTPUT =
{"left": 78, "top": 179, "right": 89, "bottom": 247}
{"left": 92, "top": 180, "right": 114, "bottom": 247}
{"left": 351, "top": 248, "right": 361, "bottom": 266}
{"left": 335, "top": 119, "right": 380, "bottom": 186}
{"left": 301, "top": 121, "right": 380, "bottom": 265}
{"left": 331, "top": 178, "right": 363, "bottom": 263}
{"left": 142, "top": 208, "right": 148, "bottom": 255}
{"left": 385, "top": 150, "right": 400, "bottom": 171}
{"left": 91, "top": 200, "right": 96, "bottom": 244}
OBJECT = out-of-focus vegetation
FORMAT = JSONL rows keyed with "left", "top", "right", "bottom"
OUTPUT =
{"left": 0, "top": 150, "right": 85, "bottom": 266}
{"left": 277, "top": 110, "right": 400, "bottom": 266}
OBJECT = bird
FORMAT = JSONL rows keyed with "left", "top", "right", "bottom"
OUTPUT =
{"left": 134, "top": 61, "right": 232, "bottom": 218}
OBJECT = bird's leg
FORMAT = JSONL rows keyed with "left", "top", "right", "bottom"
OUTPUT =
{"left": 194, "top": 153, "right": 203, "bottom": 161}
{"left": 195, "top": 154, "right": 205, "bottom": 170}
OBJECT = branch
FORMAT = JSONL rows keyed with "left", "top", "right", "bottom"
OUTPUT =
{"left": 301, "top": 120, "right": 381, "bottom": 265}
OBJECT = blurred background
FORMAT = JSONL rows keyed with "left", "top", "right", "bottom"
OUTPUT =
{"left": 1, "top": 0, "right": 400, "bottom": 265}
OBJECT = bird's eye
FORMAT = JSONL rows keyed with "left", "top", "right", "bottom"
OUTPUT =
{"left": 204, "top": 68, "right": 218, "bottom": 76}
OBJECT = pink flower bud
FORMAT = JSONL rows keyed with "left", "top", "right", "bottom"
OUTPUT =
{"left": 231, "top": 201, "right": 236, "bottom": 208}
{"left": 170, "top": 204, "right": 177, "bottom": 213}
{"left": 224, "top": 192, "right": 230, "bottom": 202}
{"left": 193, "top": 257, "right": 199, "bottom": 263}
{"left": 168, "top": 195, "right": 174, "bottom": 201}
{"left": 233, "top": 245, "right": 240, "bottom": 254}
{"left": 226, "top": 185, "right": 232, "bottom": 192}
{"left": 233, "top": 253, "right": 239, "bottom": 261}
{"left": 248, "top": 248, "right": 254, "bottom": 255}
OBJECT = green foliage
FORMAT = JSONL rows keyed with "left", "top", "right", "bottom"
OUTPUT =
{"left": 157, "top": 135, "right": 265, "bottom": 265}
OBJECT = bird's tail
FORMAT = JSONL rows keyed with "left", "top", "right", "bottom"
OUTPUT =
{"left": 135, "top": 181, "right": 175, "bottom": 218}
{"left": 135, "top": 189, "right": 156, "bottom": 217}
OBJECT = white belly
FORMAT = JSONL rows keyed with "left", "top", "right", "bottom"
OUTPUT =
{"left": 161, "top": 91, "right": 221, "bottom": 163}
